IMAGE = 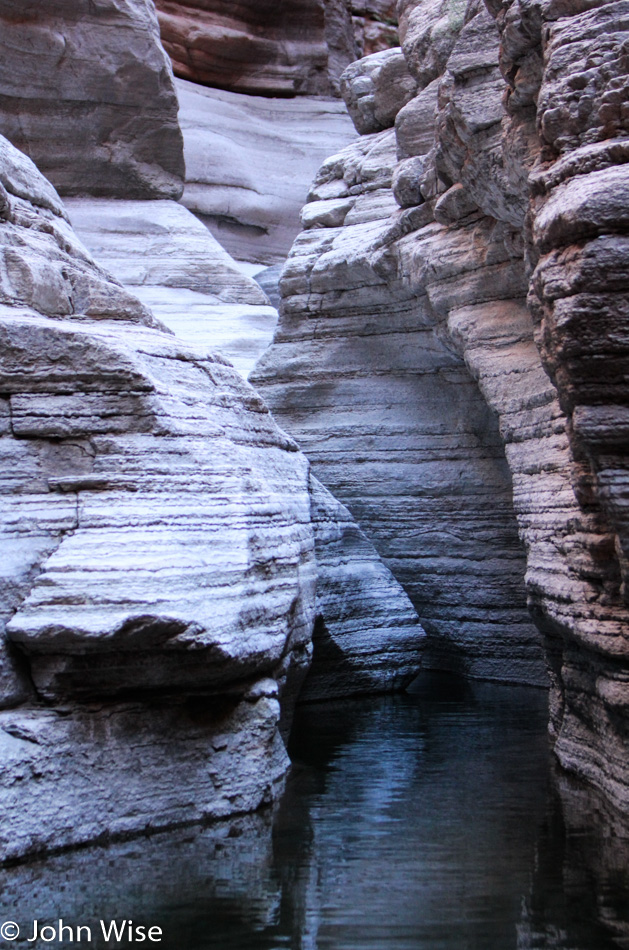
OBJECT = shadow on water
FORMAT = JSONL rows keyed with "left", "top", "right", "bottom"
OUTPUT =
{"left": 0, "top": 672, "right": 628, "bottom": 949}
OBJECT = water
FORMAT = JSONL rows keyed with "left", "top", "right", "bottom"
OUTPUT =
{"left": 1, "top": 673, "right": 628, "bottom": 949}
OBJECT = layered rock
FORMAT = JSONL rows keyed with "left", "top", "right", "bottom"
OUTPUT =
{"left": 65, "top": 197, "right": 278, "bottom": 378}
{"left": 63, "top": 198, "right": 424, "bottom": 704}
{"left": 251, "top": 113, "right": 547, "bottom": 686}
{"left": 175, "top": 77, "right": 356, "bottom": 263}
{"left": 254, "top": 0, "right": 629, "bottom": 811}
{"left": 0, "top": 130, "right": 427, "bottom": 856}
{"left": 0, "top": 0, "right": 184, "bottom": 199}
{"left": 155, "top": 0, "right": 399, "bottom": 97}
{"left": 483, "top": 0, "right": 629, "bottom": 812}
{"left": 0, "top": 133, "right": 318, "bottom": 858}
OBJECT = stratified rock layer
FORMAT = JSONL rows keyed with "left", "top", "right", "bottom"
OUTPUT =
{"left": 155, "top": 0, "right": 399, "bottom": 97}
{"left": 0, "top": 132, "right": 317, "bottom": 857}
{"left": 484, "top": 0, "right": 629, "bottom": 813}
{"left": 252, "top": 120, "right": 547, "bottom": 686}
{"left": 0, "top": 0, "right": 184, "bottom": 199}
{"left": 65, "top": 197, "right": 278, "bottom": 379}
{"left": 255, "top": 0, "right": 629, "bottom": 811}
{"left": 64, "top": 197, "right": 425, "bottom": 705}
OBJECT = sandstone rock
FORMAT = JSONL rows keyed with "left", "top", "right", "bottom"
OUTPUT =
{"left": 340, "top": 47, "right": 418, "bottom": 134}
{"left": 393, "top": 155, "right": 427, "bottom": 207}
{"left": 155, "top": 0, "right": 331, "bottom": 97}
{"left": 395, "top": 78, "right": 440, "bottom": 159}
{"left": 176, "top": 78, "right": 357, "bottom": 264}
{"left": 155, "top": 0, "right": 399, "bottom": 98}
{"left": 0, "top": 695, "right": 287, "bottom": 863}
{"left": 0, "top": 0, "right": 184, "bottom": 200}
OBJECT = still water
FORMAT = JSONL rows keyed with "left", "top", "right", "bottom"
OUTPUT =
{"left": 2, "top": 673, "right": 628, "bottom": 949}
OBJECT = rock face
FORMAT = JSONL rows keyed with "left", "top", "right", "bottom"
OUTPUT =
{"left": 64, "top": 197, "right": 424, "bottom": 704}
{"left": 0, "top": 133, "right": 317, "bottom": 858}
{"left": 0, "top": 132, "right": 425, "bottom": 857}
{"left": 251, "top": 115, "right": 547, "bottom": 686}
{"left": 485, "top": 0, "right": 629, "bottom": 813}
{"left": 340, "top": 46, "right": 418, "bottom": 134}
{"left": 176, "top": 78, "right": 357, "bottom": 264}
{"left": 65, "top": 197, "right": 279, "bottom": 379}
{"left": 254, "top": 0, "right": 629, "bottom": 812}
{"left": 0, "top": 0, "right": 184, "bottom": 199}
{"left": 155, "top": 0, "right": 399, "bottom": 97}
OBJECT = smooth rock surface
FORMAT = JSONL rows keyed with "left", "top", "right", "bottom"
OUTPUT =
{"left": 0, "top": 0, "right": 184, "bottom": 199}
{"left": 305, "top": 476, "right": 424, "bottom": 700}
{"left": 176, "top": 78, "right": 357, "bottom": 264}
{"left": 66, "top": 198, "right": 278, "bottom": 379}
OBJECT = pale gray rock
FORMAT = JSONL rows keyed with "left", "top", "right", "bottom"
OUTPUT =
{"left": 304, "top": 477, "right": 424, "bottom": 700}
{"left": 63, "top": 199, "right": 424, "bottom": 703}
{"left": 65, "top": 198, "right": 278, "bottom": 379}
{"left": 0, "top": 694, "right": 286, "bottom": 863}
{"left": 340, "top": 47, "right": 418, "bottom": 134}
{"left": 0, "top": 133, "right": 319, "bottom": 858}
{"left": 392, "top": 155, "right": 427, "bottom": 207}
{"left": 397, "top": 0, "right": 468, "bottom": 87}
{"left": 176, "top": 78, "right": 357, "bottom": 264}
{"left": 395, "top": 78, "right": 440, "bottom": 159}
{"left": 0, "top": 0, "right": 184, "bottom": 199}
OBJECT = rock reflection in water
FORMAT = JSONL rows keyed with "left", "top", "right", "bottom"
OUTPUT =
{"left": 0, "top": 673, "right": 628, "bottom": 949}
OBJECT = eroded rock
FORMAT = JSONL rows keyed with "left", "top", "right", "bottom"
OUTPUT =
{"left": 175, "top": 78, "right": 356, "bottom": 264}
{"left": 0, "top": 0, "right": 184, "bottom": 199}
{"left": 0, "top": 133, "right": 317, "bottom": 857}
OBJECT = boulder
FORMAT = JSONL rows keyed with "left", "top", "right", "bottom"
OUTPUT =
{"left": 340, "top": 47, "right": 418, "bottom": 134}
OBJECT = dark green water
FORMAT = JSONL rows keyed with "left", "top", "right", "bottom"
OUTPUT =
{"left": 2, "top": 673, "right": 628, "bottom": 949}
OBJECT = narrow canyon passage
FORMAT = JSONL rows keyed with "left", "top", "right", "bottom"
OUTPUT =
{"left": 0, "top": 1, "right": 627, "bottom": 945}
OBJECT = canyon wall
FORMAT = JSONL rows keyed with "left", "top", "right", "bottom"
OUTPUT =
{"left": 253, "top": 0, "right": 629, "bottom": 810}
{"left": 251, "top": 39, "right": 548, "bottom": 687}
{"left": 0, "top": 2, "right": 427, "bottom": 858}
{"left": 155, "top": 0, "right": 398, "bottom": 97}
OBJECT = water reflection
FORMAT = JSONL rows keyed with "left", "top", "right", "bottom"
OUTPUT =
{"left": 0, "top": 673, "right": 627, "bottom": 949}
